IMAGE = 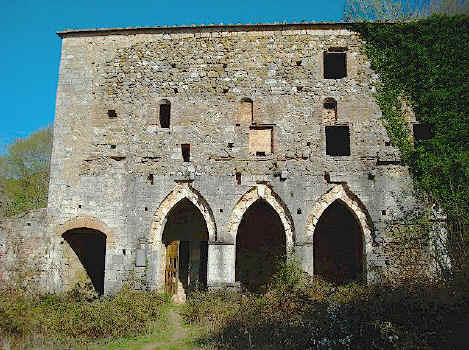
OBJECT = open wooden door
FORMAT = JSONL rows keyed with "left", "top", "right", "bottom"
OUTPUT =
{"left": 165, "top": 241, "right": 179, "bottom": 295}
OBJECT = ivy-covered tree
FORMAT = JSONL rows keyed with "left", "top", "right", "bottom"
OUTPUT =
{"left": 0, "top": 126, "right": 53, "bottom": 217}
{"left": 344, "top": 0, "right": 468, "bottom": 22}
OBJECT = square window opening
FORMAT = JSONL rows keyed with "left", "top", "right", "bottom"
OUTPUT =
{"left": 326, "top": 125, "right": 350, "bottom": 156}
{"left": 413, "top": 123, "right": 432, "bottom": 145}
{"left": 108, "top": 110, "right": 118, "bottom": 118}
{"left": 249, "top": 126, "right": 273, "bottom": 155}
{"left": 324, "top": 52, "right": 347, "bottom": 79}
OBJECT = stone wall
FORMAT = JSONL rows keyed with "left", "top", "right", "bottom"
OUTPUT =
{"left": 4, "top": 23, "right": 421, "bottom": 294}
{"left": 0, "top": 209, "right": 60, "bottom": 292}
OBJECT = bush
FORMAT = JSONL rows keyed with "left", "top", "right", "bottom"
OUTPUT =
{"left": 184, "top": 260, "right": 469, "bottom": 349}
{"left": 0, "top": 285, "right": 169, "bottom": 348}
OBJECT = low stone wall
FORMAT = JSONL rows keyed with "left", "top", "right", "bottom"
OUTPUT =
{"left": 0, "top": 209, "right": 60, "bottom": 293}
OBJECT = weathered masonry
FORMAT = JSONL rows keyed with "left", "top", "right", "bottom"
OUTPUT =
{"left": 20, "top": 23, "right": 422, "bottom": 297}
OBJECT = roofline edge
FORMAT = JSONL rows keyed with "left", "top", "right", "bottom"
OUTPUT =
{"left": 56, "top": 22, "right": 375, "bottom": 39}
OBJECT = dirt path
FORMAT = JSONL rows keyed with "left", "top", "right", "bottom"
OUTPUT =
{"left": 141, "top": 306, "right": 201, "bottom": 350}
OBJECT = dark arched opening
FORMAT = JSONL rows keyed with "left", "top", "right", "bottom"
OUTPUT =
{"left": 162, "top": 199, "right": 209, "bottom": 298}
{"left": 236, "top": 200, "right": 286, "bottom": 292}
{"left": 313, "top": 200, "right": 363, "bottom": 284}
{"left": 62, "top": 228, "right": 106, "bottom": 295}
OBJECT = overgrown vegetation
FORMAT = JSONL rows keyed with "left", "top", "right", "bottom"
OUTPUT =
{"left": 348, "top": 15, "right": 469, "bottom": 277}
{"left": 0, "top": 283, "right": 170, "bottom": 349}
{"left": 0, "top": 126, "right": 52, "bottom": 217}
{"left": 183, "top": 259, "right": 469, "bottom": 349}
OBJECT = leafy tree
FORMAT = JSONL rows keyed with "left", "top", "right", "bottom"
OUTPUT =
{"left": 0, "top": 126, "right": 53, "bottom": 217}
{"left": 344, "top": 0, "right": 468, "bottom": 21}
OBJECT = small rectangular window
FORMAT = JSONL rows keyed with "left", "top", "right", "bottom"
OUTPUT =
{"left": 181, "top": 144, "right": 190, "bottom": 162}
{"left": 160, "top": 103, "right": 170, "bottom": 128}
{"left": 148, "top": 174, "right": 154, "bottom": 185}
{"left": 324, "top": 51, "right": 347, "bottom": 79}
{"left": 326, "top": 125, "right": 350, "bottom": 156}
{"left": 108, "top": 110, "right": 118, "bottom": 118}
{"left": 413, "top": 123, "right": 432, "bottom": 145}
{"left": 236, "top": 172, "right": 241, "bottom": 185}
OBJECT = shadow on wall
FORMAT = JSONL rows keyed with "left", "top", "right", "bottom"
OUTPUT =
{"left": 62, "top": 228, "right": 106, "bottom": 295}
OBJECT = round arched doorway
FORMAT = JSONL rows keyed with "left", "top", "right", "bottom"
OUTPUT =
{"left": 62, "top": 228, "right": 107, "bottom": 295}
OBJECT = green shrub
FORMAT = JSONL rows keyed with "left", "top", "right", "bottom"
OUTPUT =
{"left": 0, "top": 285, "right": 169, "bottom": 348}
{"left": 185, "top": 260, "right": 469, "bottom": 349}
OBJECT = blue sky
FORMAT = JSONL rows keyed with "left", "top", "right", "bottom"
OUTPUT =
{"left": 0, "top": 0, "right": 345, "bottom": 153}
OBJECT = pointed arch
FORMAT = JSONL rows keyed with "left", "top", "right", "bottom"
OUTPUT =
{"left": 147, "top": 182, "right": 216, "bottom": 291}
{"left": 306, "top": 184, "right": 374, "bottom": 281}
{"left": 305, "top": 184, "right": 373, "bottom": 248}
{"left": 226, "top": 184, "right": 295, "bottom": 249}
{"left": 149, "top": 182, "right": 217, "bottom": 244}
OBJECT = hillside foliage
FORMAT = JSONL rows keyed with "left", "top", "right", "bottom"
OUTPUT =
{"left": 0, "top": 126, "right": 52, "bottom": 217}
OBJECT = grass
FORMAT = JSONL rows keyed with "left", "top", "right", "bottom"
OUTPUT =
{"left": 2, "top": 261, "right": 468, "bottom": 349}
{"left": 0, "top": 283, "right": 171, "bottom": 349}
{"left": 0, "top": 284, "right": 209, "bottom": 350}
{"left": 92, "top": 305, "right": 209, "bottom": 350}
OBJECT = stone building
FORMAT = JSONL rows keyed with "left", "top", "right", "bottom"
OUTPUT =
{"left": 2, "top": 23, "right": 421, "bottom": 298}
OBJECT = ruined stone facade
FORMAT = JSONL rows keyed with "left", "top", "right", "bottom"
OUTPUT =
{"left": 1, "top": 23, "right": 420, "bottom": 295}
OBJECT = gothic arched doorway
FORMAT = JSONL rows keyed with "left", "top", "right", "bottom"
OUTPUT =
{"left": 313, "top": 200, "right": 364, "bottom": 284}
{"left": 62, "top": 228, "right": 107, "bottom": 295}
{"left": 235, "top": 199, "right": 286, "bottom": 292}
{"left": 162, "top": 198, "right": 208, "bottom": 302}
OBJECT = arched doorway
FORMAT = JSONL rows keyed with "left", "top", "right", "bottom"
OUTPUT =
{"left": 313, "top": 200, "right": 363, "bottom": 284}
{"left": 236, "top": 199, "right": 286, "bottom": 292}
{"left": 162, "top": 198, "right": 208, "bottom": 302}
{"left": 62, "top": 228, "right": 106, "bottom": 295}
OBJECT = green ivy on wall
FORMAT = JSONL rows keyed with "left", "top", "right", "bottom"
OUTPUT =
{"left": 351, "top": 15, "right": 469, "bottom": 268}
